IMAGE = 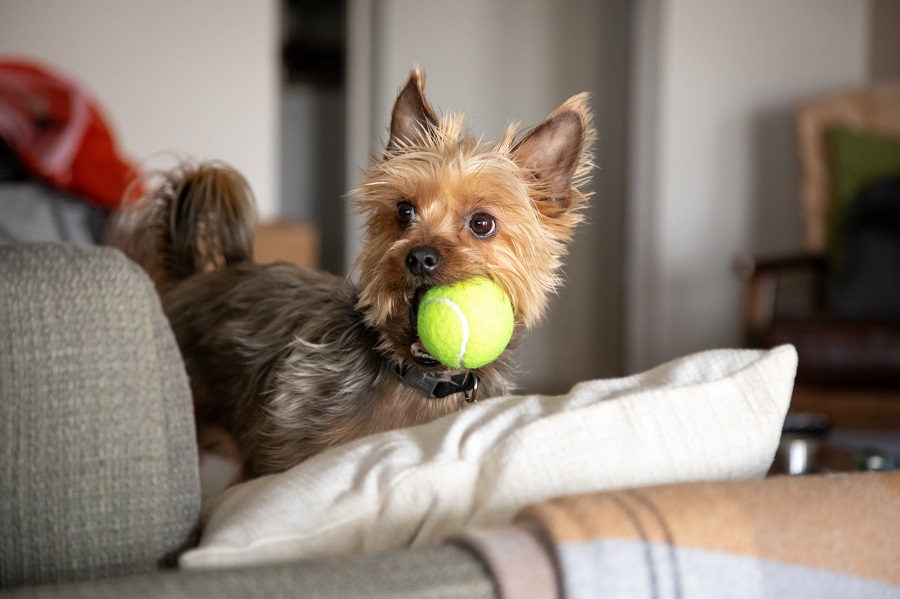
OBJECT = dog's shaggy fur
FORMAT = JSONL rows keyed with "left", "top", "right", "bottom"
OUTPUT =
{"left": 113, "top": 68, "right": 594, "bottom": 479}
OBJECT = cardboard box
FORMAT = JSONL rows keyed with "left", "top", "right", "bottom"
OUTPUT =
{"left": 253, "top": 219, "right": 319, "bottom": 269}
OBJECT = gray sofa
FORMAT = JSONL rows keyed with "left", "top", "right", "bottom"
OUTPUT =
{"left": 2, "top": 243, "right": 897, "bottom": 598}
{"left": 0, "top": 243, "right": 494, "bottom": 598}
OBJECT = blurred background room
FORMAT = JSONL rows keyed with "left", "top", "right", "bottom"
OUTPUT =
{"left": 1, "top": 0, "right": 898, "bottom": 426}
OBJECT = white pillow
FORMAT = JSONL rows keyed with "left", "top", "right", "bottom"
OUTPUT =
{"left": 179, "top": 345, "right": 797, "bottom": 569}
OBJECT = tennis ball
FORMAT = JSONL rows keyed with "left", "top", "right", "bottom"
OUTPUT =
{"left": 417, "top": 277, "right": 514, "bottom": 369}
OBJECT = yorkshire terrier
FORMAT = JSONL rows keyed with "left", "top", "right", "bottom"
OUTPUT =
{"left": 114, "top": 68, "right": 594, "bottom": 479}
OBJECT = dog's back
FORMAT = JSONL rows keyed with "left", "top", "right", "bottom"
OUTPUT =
{"left": 111, "top": 161, "right": 393, "bottom": 477}
{"left": 108, "top": 68, "right": 592, "bottom": 481}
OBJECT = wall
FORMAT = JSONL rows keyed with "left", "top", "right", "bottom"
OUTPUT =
{"left": 347, "top": 0, "right": 631, "bottom": 393}
{"left": 627, "top": 0, "right": 870, "bottom": 372}
{"left": 0, "top": 0, "right": 281, "bottom": 217}
{"left": 4, "top": 1, "right": 881, "bottom": 389}
{"left": 281, "top": 84, "right": 346, "bottom": 273}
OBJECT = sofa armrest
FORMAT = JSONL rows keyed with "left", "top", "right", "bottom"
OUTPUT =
{"left": 3, "top": 545, "right": 496, "bottom": 599}
{"left": 0, "top": 243, "right": 200, "bottom": 589}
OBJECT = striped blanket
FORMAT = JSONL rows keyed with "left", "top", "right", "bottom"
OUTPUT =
{"left": 456, "top": 471, "right": 899, "bottom": 598}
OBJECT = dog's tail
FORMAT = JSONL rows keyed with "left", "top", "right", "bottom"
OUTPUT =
{"left": 110, "top": 160, "right": 257, "bottom": 293}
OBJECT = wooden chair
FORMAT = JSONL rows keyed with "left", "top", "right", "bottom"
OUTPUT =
{"left": 735, "top": 85, "right": 900, "bottom": 430}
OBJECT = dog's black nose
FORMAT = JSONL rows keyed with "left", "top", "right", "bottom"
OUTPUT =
{"left": 406, "top": 246, "right": 441, "bottom": 276}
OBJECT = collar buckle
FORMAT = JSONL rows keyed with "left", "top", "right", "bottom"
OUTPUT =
{"left": 395, "top": 364, "right": 478, "bottom": 400}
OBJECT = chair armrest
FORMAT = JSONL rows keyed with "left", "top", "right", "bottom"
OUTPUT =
{"left": 732, "top": 251, "right": 829, "bottom": 278}
{"left": 732, "top": 251, "right": 830, "bottom": 342}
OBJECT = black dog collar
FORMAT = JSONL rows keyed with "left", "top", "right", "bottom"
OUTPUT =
{"left": 395, "top": 364, "right": 478, "bottom": 401}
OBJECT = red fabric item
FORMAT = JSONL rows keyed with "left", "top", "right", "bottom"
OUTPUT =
{"left": 0, "top": 59, "right": 139, "bottom": 209}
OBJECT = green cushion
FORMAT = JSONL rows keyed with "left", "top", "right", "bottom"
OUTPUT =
{"left": 827, "top": 127, "right": 900, "bottom": 260}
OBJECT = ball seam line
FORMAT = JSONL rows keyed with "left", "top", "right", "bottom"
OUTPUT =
{"left": 423, "top": 297, "right": 469, "bottom": 368}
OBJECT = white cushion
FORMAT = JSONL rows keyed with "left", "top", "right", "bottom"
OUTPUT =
{"left": 179, "top": 345, "right": 797, "bottom": 569}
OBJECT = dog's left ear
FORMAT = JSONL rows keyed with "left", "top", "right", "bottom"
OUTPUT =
{"left": 512, "top": 93, "right": 592, "bottom": 210}
{"left": 387, "top": 67, "right": 438, "bottom": 153}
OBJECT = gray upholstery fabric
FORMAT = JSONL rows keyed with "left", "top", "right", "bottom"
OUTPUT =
{"left": 2, "top": 545, "right": 497, "bottom": 599}
{"left": 0, "top": 243, "right": 200, "bottom": 588}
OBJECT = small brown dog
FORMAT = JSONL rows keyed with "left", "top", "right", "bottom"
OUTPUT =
{"left": 115, "top": 68, "right": 593, "bottom": 479}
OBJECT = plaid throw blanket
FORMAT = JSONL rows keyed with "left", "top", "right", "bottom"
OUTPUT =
{"left": 455, "top": 472, "right": 899, "bottom": 598}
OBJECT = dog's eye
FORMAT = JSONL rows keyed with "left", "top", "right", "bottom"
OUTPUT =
{"left": 468, "top": 212, "right": 497, "bottom": 238}
{"left": 396, "top": 201, "right": 415, "bottom": 227}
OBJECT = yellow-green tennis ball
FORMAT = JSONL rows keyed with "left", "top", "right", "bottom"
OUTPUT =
{"left": 417, "top": 277, "right": 514, "bottom": 369}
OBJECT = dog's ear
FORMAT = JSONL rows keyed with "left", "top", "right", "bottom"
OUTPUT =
{"left": 512, "top": 94, "right": 592, "bottom": 211}
{"left": 387, "top": 67, "right": 438, "bottom": 152}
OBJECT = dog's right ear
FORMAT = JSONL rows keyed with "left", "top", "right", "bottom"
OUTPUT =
{"left": 511, "top": 93, "right": 593, "bottom": 213}
{"left": 387, "top": 68, "right": 438, "bottom": 153}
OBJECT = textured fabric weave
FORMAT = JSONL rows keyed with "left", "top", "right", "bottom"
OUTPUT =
{"left": 181, "top": 345, "right": 796, "bottom": 569}
{"left": 0, "top": 243, "right": 200, "bottom": 588}
{"left": 458, "top": 472, "right": 900, "bottom": 599}
{"left": 2, "top": 545, "right": 496, "bottom": 599}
